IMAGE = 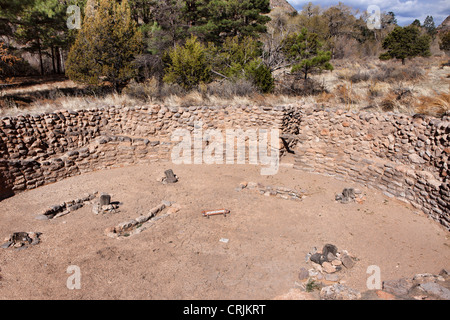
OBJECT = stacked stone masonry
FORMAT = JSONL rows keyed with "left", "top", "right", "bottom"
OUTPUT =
{"left": 0, "top": 104, "right": 448, "bottom": 230}
{"left": 285, "top": 105, "right": 449, "bottom": 230}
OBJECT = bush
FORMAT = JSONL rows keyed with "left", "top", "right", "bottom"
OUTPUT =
{"left": 349, "top": 71, "right": 371, "bottom": 83}
{"left": 244, "top": 59, "right": 274, "bottom": 93}
{"left": 206, "top": 79, "right": 256, "bottom": 98}
{"left": 209, "top": 36, "right": 275, "bottom": 93}
{"left": 163, "top": 35, "right": 211, "bottom": 90}
{"left": 372, "top": 63, "right": 424, "bottom": 83}
{"left": 274, "top": 74, "right": 326, "bottom": 96}
{"left": 123, "top": 78, "right": 161, "bottom": 101}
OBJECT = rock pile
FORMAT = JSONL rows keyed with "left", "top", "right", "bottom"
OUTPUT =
{"left": 278, "top": 270, "right": 450, "bottom": 300}
{"left": 105, "top": 201, "right": 179, "bottom": 238}
{"left": 303, "top": 244, "right": 356, "bottom": 277}
{"left": 237, "top": 181, "right": 304, "bottom": 201}
{"left": 35, "top": 192, "right": 98, "bottom": 220}
{"left": 1, "top": 232, "right": 42, "bottom": 249}
{"left": 335, "top": 188, "right": 364, "bottom": 204}
{"left": 295, "top": 244, "right": 359, "bottom": 298}
{"left": 381, "top": 270, "right": 450, "bottom": 300}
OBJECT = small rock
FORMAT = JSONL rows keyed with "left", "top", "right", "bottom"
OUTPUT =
{"left": 320, "top": 284, "right": 361, "bottom": 300}
{"left": 305, "top": 253, "right": 311, "bottom": 262}
{"left": 167, "top": 207, "right": 179, "bottom": 215}
{"left": 310, "top": 262, "right": 323, "bottom": 273}
{"left": 298, "top": 267, "right": 309, "bottom": 280}
{"left": 341, "top": 254, "right": 355, "bottom": 269}
{"left": 1, "top": 241, "right": 12, "bottom": 249}
{"left": 439, "top": 269, "right": 449, "bottom": 276}
{"left": 419, "top": 282, "right": 450, "bottom": 300}
{"left": 409, "top": 153, "right": 426, "bottom": 164}
{"left": 331, "top": 259, "right": 342, "bottom": 266}
{"left": 164, "top": 169, "right": 178, "bottom": 183}
{"left": 247, "top": 182, "right": 257, "bottom": 189}
{"left": 375, "top": 290, "right": 396, "bottom": 300}
{"left": 99, "top": 193, "right": 111, "bottom": 206}
{"left": 310, "top": 253, "right": 326, "bottom": 265}
{"left": 35, "top": 214, "right": 49, "bottom": 220}
{"left": 92, "top": 204, "right": 100, "bottom": 215}
{"left": 327, "top": 252, "right": 336, "bottom": 262}
{"left": 322, "top": 262, "right": 337, "bottom": 274}
{"left": 382, "top": 278, "right": 413, "bottom": 296}
{"left": 322, "top": 244, "right": 338, "bottom": 257}
{"left": 308, "top": 269, "right": 319, "bottom": 277}
{"left": 324, "top": 274, "right": 340, "bottom": 282}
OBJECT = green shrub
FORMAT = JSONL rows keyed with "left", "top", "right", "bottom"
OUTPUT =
{"left": 244, "top": 59, "right": 274, "bottom": 93}
{"left": 163, "top": 35, "right": 211, "bottom": 90}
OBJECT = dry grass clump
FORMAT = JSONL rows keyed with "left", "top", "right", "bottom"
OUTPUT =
{"left": 378, "top": 86, "right": 415, "bottom": 113}
{"left": 206, "top": 79, "right": 256, "bottom": 98}
{"left": 371, "top": 63, "right": 426, "bottom": 83}
{"left": 415, "top": 93, "right": 450, "bottom": 117}
{"left": 334, "top": 83, "right": 361, "bottom": 105}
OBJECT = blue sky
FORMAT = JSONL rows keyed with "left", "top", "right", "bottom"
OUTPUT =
{"left": 288, "top": 0, "right": 450, "bottom": 26}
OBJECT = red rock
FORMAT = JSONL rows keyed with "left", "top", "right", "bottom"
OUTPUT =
{"left": 376, "top": 290, "right": 396, "bottom": 300}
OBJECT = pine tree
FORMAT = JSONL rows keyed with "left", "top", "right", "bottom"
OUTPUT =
{"left": 13, "top": 0, "right": 68, "bottom": 75}
{"left": 162, "top": 35, "right": 211, "bottom": 90}
{"left": 66, "top": 0, "right": 143, "bottom": 89}
{"left": 188, "top": 0, "right": 271, "bottom": 45}
{"left": 281, "top": 27, "right": 333, "bottom": 80}
{"left": 379, "top": 25, "right": 431, "bottom": 65}
{"left": 423, "top": 16, "right": 437, "bottom": 38}
{"left": 209, "top": 36, "right": 273, "bottom": 92}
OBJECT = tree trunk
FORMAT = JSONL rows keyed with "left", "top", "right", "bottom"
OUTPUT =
{"left": 55, "top": 46, "right": 62, "bottom": 74}
{"left": 37, "top": 38, "right": 44, "bottom": 76}
{"left": 51, "top": 45, "right": 56, "bottom": 74}
{"left": 59, "top": 47, "right": 65, "bottom": 74}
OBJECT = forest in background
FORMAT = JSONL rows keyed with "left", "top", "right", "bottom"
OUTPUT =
{"left": 0, "top": 0, "right": 449, "bottom": 116}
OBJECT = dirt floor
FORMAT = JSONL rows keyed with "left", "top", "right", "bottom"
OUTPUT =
{"left": 0, "top": 158, "right": 449, "bottom": 300}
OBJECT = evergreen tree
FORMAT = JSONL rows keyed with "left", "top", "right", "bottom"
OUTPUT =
{"left": 162, "top": 35, "right": 211, "bottom": 90}
{"left": 281, "top": 27, "right": 333, "bottom": 80}
{"left": 385, "top": 12, "right": 397, "bottom": 26}
{"left": 188, "top": 0, "right": 271, "bottom": 45}
{"left": 379, "top": 25, "right": 431, "bottom": 65}
{"left": 66, "top": 0, "right": 144, "bottom": 89}
{"left": 13, "top": 0, "right": 68, "bottom": 75}
{"left": 0, "top": 0, "right": 35, "bottom": 37}
{"left": 210, "top": 36, "right": 274, "bottom": 92}
{"left": 411, "top": 19, "right": 421, "bottom": 27}
{"left": 423, "top": 16, "right": 437, "bottom": 38}
{"left": 439, "top": 31, "right": 450, "bottom": 54}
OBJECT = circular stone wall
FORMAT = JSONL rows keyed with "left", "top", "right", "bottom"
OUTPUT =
{"left": 0, "top": 104, "right": 448, "bottom": 230}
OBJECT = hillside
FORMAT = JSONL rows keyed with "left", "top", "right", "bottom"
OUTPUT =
{"left": 270, "top": 0, "right": 296, "bottom": 13}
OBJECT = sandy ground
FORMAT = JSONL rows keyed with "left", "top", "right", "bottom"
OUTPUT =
{"left": 0, "top": 159, "right": 449, "bottom": 300}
